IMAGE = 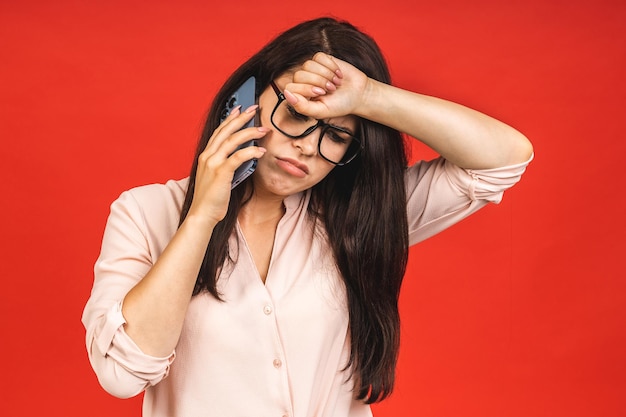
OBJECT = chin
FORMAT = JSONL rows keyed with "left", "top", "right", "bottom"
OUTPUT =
{"left": 251, "top": 157, "right": 329, "bottom": 198}
{"left": 251, "top": 170, "right": 296, "bottom": 197}
{"left": 252, "top": 171, "right": 315, "bottom": 198}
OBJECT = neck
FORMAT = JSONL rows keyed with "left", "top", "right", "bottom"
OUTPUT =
{"left": 238, "top": 192, "right": 286, "bottom": 226}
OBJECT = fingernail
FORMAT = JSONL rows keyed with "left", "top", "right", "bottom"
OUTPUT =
{"left": 312, "top": 87, "right": 326, "bottom": 95}
{"left": 245, "top": 105, "right": 259, "bottom": 113}
{"left": 257, "top": 127, "right": 269, "bottom": 133}
{"left": 332, "top": 75, "right": 342, "bottom": 85}
{"left": 335, "top": 69, "right": 343, "bottom": 78}
{"left": 231, "top": 105, "right": 242, "bottom": 115}
{"left": 284, "top": 89, "right": 298, "bottom": 105}
{"left": 325, "top": 81, "right": 336, "bottom": 91}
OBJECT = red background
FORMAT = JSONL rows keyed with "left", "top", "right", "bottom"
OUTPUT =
{"left": 1, "top": 0, "right": 624, "bottom": 416}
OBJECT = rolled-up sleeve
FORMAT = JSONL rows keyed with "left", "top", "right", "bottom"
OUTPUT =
{"left": 82, "top": 188, "right": 177, "bottom": 398}
{"left": 406, "top": 155, "right": 532, "bottom": 245}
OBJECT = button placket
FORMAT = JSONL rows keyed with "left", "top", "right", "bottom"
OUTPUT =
{"left": 260, "top": 292, "right": 293, "bottom": 417}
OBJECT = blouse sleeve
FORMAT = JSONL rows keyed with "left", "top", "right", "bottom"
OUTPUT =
{"left": 81, "top": 187, "right": 178, "bottom": 398}
{"left": 405, "top": 155, "right": 532, "bottom": 246}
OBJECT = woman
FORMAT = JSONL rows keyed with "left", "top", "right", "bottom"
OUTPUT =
{"left": 82, "top": 17, "right": 533, "bottom": 417}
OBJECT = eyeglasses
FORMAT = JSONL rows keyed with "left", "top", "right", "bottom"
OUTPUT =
{"left": 269, "top": 81, "right": 363, "bottom": 166}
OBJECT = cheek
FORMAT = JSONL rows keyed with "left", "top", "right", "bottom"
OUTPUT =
{"left": 256, "top": 129, "right": 279, "bottom": 150}
{"left": 257, "top": 90, "right": 275, "bottom": 129}
{"left": 310, "top": 163, "right": 336, "bottom": 184}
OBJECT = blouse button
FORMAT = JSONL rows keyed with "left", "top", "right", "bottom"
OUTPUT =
{"left": 273, "top": 359, "right": 282, "bottom": 368}
{"left": 263, "top": 305, "right": 273, "bottom": 315}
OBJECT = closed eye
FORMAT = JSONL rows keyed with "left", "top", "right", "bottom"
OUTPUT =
{"left": 286, "top": 104, "right": 312, "bottom": 122}
{"left": 326, "top": 129, "right": 351, "bottom": 144}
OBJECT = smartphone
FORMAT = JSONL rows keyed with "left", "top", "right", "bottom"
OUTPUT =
{"left": 220, "top": 76, "right": 258, "bottom": 189}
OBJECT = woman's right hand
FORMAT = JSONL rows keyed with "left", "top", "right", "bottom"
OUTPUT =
{"left": 187, "top": 105, "right": 268, "bottom": 226}
{"left": 119, "top": 105, "right": 267, "bottom": 357}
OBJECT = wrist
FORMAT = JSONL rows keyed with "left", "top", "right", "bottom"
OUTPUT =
{"left": 180, "top": 211, "right": 219, "bottom": 236}
{"left": 353, "top": 78, "right": 385, "bottom": 121}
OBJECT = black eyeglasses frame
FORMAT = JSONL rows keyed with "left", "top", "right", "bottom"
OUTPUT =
{"left": 268, "top": 81, "right": 363, "bottom": 166}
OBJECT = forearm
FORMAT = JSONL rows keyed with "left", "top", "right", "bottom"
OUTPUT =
{"left": 356, "top": 79, "right": 533, "bottom": 169}
{"left": 120, "top": 106, "right": 266, "bottom": 357}
{"left": 121, "top": 214, "right": 216, "bottom": 357}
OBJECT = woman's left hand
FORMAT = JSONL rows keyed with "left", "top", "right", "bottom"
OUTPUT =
{"left": 283, "top": 52, "right": 371, "bottom": 120}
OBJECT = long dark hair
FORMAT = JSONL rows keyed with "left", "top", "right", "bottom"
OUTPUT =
{"left": 179, "top": 17, "right": 409, "bottom": 403}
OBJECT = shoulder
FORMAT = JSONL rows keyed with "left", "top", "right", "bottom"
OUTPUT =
{"left": 122, "top": 177, "right": 189, "bottom": 207}
{"left": 109, "top": 178, "right": 189, "bottom": 238}
{"left": 118, "top": 178, "right": 189, "bottom": 214}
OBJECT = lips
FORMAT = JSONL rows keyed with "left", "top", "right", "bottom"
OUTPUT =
{"left": 276, "top": 157, "right": 309, "bottom": 177}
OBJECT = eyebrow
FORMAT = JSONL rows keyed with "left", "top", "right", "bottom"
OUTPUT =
{"left": 323, "top": 118, "right": 360, "bottom": 136}
{"left": 327, "top": 120, "right": 356, "bottom": 136}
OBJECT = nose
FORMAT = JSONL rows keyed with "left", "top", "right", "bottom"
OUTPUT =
{"left": 292, "top": 129, "right": 319, "bottom": 157}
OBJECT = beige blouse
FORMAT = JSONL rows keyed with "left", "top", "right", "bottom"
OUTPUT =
{"left": 82, "top": 156, "right": 531, "bottom": 417}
